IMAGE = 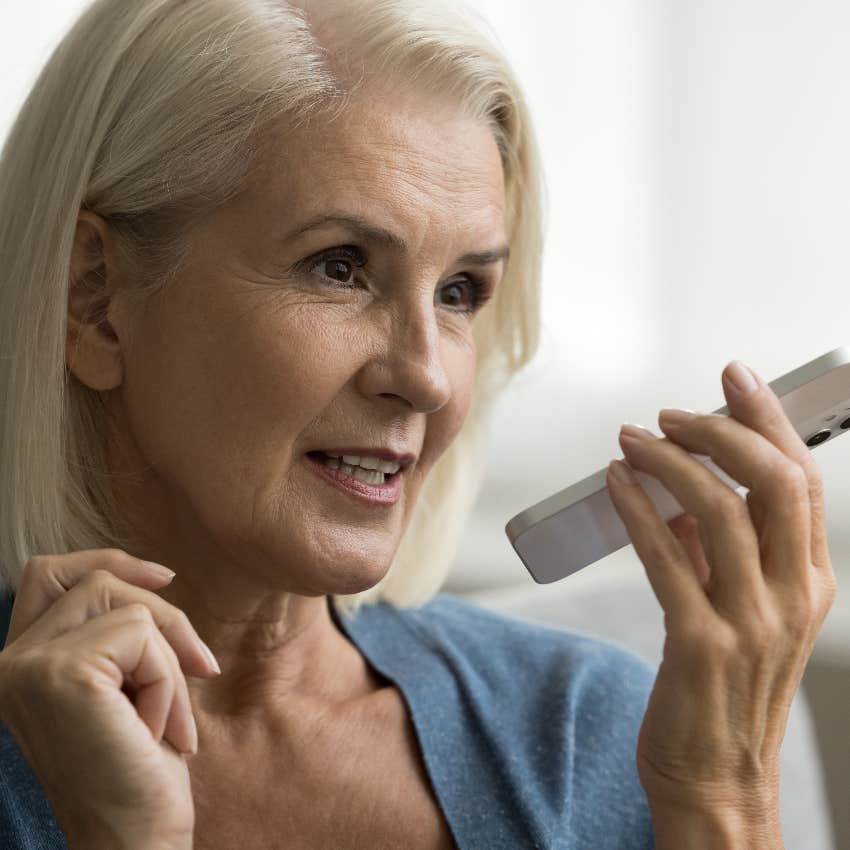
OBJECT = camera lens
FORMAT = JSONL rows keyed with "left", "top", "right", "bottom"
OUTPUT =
{"left": 840, "top": 417, "right": 850, "bottom": 430}
{"left": 805, "top": 430, "right": 832, "bottom": 447}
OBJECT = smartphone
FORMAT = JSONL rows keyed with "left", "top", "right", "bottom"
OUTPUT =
{"left": 505, "top": 347, "right": 850, "bottom": 584}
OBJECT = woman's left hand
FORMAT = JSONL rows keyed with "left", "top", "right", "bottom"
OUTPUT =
{"left": 606, "top": 360, "right": 837, "bottom": 820}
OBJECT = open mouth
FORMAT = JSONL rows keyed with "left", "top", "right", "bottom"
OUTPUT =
{"left": 305, "top": 451, "right": 402, "bottom": 487}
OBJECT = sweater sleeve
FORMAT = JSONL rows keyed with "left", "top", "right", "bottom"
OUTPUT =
{"left": 0, "top": 593, "right": 68, "bottom": 849}
{"left": 0, "top": 720, "right": 68, "bottom": 850}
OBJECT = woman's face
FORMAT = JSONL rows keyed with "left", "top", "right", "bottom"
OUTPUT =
{"left": 100, "top": 88, "right": 508, "bottom": 598}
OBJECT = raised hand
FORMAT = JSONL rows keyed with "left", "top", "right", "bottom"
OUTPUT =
{"left": 0, "top": 549, "right": 221, "bottom": 850}
{"left": 606, "top": 360, "right": 836, "bottom": 843}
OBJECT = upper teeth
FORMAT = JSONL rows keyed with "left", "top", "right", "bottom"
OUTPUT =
{"left": 326, "top": 453, "right": 401, "bottom": 474}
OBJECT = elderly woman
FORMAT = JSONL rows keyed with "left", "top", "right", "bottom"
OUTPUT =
{"left": 0, "top": 0, "right": 836, "bottom": 848}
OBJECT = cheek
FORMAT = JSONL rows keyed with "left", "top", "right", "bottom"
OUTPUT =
{"left": 121, "top": 293, "right": 344, "bottom": 515}
{"left": 447, "top": 353, "right": 475, "bottom": 432}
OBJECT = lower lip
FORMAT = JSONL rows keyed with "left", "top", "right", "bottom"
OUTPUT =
{"left": 303, "top": 453, "right": 404, "bottom": 505}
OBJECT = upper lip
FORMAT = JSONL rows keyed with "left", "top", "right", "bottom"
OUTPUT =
{"left": 308, "top": 447, "right": 417, "bottom": 469}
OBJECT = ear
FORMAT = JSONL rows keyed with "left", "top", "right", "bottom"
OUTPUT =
{"left": 65, "top": 210, "right": 125, "bottom": 391}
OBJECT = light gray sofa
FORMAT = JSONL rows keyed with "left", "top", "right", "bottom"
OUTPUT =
{"left": 449, "top": 572, "right": 838, "bottom": 850}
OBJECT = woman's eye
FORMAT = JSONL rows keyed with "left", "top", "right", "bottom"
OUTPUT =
{"left": 306, "top": 246, "right": 365, "bottom": 288}
{"left": 441, "top": 278, "right": 493, "bottom": 314}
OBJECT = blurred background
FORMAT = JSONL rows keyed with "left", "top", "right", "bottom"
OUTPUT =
{"left": 2, "top": 1, "right": 847, "bottom": 847}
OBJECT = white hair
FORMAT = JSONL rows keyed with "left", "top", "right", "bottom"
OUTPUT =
{"left": 0, "top": 0, "right": 546, "bottom": 618}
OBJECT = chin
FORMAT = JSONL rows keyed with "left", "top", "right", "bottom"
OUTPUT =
{"left": 309, "top": 556, "right": 391, "bottom": 597}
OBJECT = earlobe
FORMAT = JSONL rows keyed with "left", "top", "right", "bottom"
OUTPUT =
{"left": 65, "top": 294, "right": 124, "bottom": 391}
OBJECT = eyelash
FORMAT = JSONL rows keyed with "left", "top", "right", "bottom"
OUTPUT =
{"left": 297, "top": 245, "right": 494, "bottom": 315}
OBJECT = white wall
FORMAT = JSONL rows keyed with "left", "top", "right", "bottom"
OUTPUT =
{"left": 2, "top": 1, "right": 848, "bottom": 652}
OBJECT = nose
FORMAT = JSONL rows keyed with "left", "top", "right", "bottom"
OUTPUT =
{"left": 359, "top": 300, "right": 454, "bottom": 414}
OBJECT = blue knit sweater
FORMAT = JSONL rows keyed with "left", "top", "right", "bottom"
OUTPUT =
{"left": 0, "top": 590, "right": 657, "bottom": 849}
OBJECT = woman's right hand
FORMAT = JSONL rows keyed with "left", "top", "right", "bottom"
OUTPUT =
{"left": 0, "top": 549, "right": 222, "bottom": 850}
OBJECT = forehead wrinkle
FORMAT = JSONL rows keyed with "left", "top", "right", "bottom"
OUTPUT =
{"left": 321, "top": 129, "right": 499, "bottom": 190}
{"left": 307, "top": 143, "right": 504, "bottom": 232}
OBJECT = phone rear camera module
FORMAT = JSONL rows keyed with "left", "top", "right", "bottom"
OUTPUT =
{"left": 805, "top": 429, "right": 832, "bottom": 447}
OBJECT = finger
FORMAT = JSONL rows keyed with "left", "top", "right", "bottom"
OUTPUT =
{"left": 122, "top": 617, "right": 177, "bottom": 747}
{"left": 667, "top": 513, "right": 711, "bottom": 588}
{"left": 656, "top": 410, "right": 812, "bottom": 589}
{"left": 717, "top": 361, "right": 830, "bottom": 570}
{"left": 14, "top": 569, "right": 217, "bottom": 680}
{"left": 65, "top": 605, "right": 197, "bottom": 755}
{"left": 130, "top": 620, "right": 198, "bottom": 755}
{"left": 7, "top": 549, "right": 176, "bottom": 646}
{"left": 618, "top": 427, "right": 766, "bottom": 622}
{"left": 607, "top": 460, "right": 715, "bottom": 629}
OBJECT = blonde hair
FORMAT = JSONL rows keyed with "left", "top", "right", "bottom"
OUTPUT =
{"left": 0, "top": 0, "right": 545, "bottom": 618}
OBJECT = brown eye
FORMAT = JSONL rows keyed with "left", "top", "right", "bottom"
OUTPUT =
{"left": 321, "top": 259, "right": 355, "bottom": 284}
{"left": 304, "top": 246, "right": 366, "bottom": 288}
{"left": 440, "top": 277, "right": 492, "bottom": 314}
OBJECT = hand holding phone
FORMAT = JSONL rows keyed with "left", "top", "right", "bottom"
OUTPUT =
{"left": 505, "top": 347, "right": 850, "bottom": 583}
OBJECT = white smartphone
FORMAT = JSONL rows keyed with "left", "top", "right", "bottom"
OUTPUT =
{"left": 505, "top": 347, "right": 850, "bottom": 584}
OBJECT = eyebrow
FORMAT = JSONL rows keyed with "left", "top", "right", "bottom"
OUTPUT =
{"left": 281, "top": 211, "right": 510, "bottom": 266}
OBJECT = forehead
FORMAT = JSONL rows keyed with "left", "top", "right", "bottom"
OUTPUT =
{"left": 249, "top": 89, "right": 507, "bottom": 245}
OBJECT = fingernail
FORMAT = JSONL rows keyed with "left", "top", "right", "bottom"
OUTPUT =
{"left": 187, "top": 714, "right": 198, "bottom": 755}
{"left": 609, "top": 459, "right": 637, "bottom": 485}
{"left": 620, "top": 423, "right": 654, "bottom": 441}
{"left": 197, "top": 638, "right": 221, "bottom": 675}
{"left": 726, "top": 360, "right": 759, "bottom": 395}
{"left": 659, "top": 408, "right": 697, "bottom": 427}
{"left": 140, "top": 560, "right": 176, "bottom": 581}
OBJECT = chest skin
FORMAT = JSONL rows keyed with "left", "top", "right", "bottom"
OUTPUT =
{"left": 189, "top": 684, "right": 459, "bottom": 850}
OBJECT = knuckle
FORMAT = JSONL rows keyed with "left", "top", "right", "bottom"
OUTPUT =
{"left": 173, "top": 607, "right": 193, "bottom": 634}
{"left": 21, "top": 554, "right": 51, "bottom": 586}
{"left": 166, "top": 607, "right": 196, "bottom": 645}
{"left": 774, "top": 461, "right": 809, "bottom": 499}
{"left": 702, "top": 414, "right": 727, "bottom": 438}
{"left": 23, "top": 554, "right": 49, "bottom": 573}
{"left": 740, "top": 614, "right": 779, "bottom": 653}
{"left": 95, "top": 548, "right": 135, "bottom": 571}
{"left": 85, "top": 568, "right": 117, "bottom": 588}
{"left": 822, "top": 573, "right": 838, "bottom": 609}
{"left": 124, "top": 601, "right": 154, "bottom": 624}
{"left": 702, "top": 629, "right": 738, "bottom": 664}
{"left": 707, "top": 490, "right": 748, "bottom": 522}
{"left": 79, "top": 569, "right": 120, "bottom": 604}
{"left": 783, "top": 583, "right": 828, "bottom": 642}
